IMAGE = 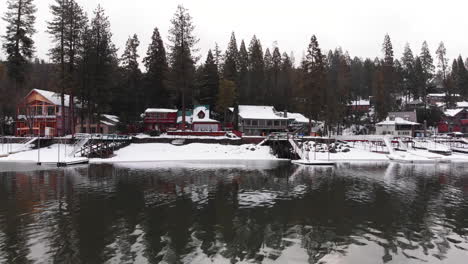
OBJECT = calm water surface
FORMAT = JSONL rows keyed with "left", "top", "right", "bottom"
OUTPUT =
{"left": 0, "top": 161, "right": 468, "bottom": 264}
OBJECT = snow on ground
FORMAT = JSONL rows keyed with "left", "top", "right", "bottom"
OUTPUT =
{"left": 0, "top": 143, "right": 26, "bottom": 156}
{"left": 0, "top": 144, "right": 85, "bottom": 164}
{"left": 91, "top": 143, "right": 279, "bottom": 163}
{"left": 304, "top": 147, "right": 389, "bottom": 161}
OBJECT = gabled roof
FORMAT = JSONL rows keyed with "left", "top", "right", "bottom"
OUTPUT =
{"left": 28, "top": 89, "right": 74, "bottom": 107}
{"left": 444, "top": 108, "right": 464, "bottom": 117}
{"left": 377, "top": 117, "right": 419, "bottom": 126}
{"left": 236, "top": 105, "right": 288, "bottom": 120}
{"left": 192, "top": 105, "right": 219, "bottom": 123}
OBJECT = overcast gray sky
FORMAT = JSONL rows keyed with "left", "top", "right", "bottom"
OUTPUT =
{"left": 1, "top": 0, "right": 468, "bottom": 66}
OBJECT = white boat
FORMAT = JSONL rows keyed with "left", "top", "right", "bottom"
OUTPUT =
{"left": 171, "top": 139, "right": 185, "bottom": 146}
{"left": 292, "top": 159, "right": 336, "bottom": 166}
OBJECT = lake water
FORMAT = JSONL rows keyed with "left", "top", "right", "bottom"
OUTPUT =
{"left": 0, "top": 161, "right": 467, "bottom": 264}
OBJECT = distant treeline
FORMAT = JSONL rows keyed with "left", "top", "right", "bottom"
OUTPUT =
{"left": 1, "top": 0, "right": 467, "bottom": 134}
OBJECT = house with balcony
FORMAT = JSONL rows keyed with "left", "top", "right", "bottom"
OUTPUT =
{"left": 16, "top": 89, "right": 78, "bottom": 137}
{"left": 376, "top": 111, "right": 420, "bottom": 137}
{"left": 142, "top": 108, "right": 178, "bottom": 132}
{"left": 438, "top": 109, "right": 468, "bottom": 134}
{"left": 234, "top": 105, "right": 289, "bottom": 136}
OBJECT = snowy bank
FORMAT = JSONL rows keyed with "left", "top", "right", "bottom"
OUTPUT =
{"left": 0, "top": 144, "right": 86, "bottom": 164}
{"left": 91, "top": 143, "right": 279, "bottom": 163}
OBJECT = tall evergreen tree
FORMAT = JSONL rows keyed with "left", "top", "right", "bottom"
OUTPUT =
{"left": 247, "top": 35, "right": 264, "bottom": 104}
{"left": 401, "top": 43, "right": 417, "bottom": 101}
{"left": 198, "top": 50, "right": 219, "bottom": 110}
{"left": 376, "top": 34, "right": 395, "bottom": 119}
{"left": 2, "top": 0, "right": 37, "bottom": 89}
{"left": 454, "top": 56, "right": 468, "bottom": 98}
{"left": 48, "top": 0, "right": 86, "bottom": 135}
{"left": 86, "top": 5, "right": 118, "bottom": 131}
{"left": 303, "top": 35, "right": 327, "bottom": 133}
{"left": 420, "top": 41, "right": 435, "bottom": 98}
{"left": 436, "top": 41, "right": 451, "bottom": 105}
{"left": 263, "top": 48, "right": 273, "bottom": 104}
{"left": 167, "top": 5, "right": 198, "bottom": 130}
{"left": 143, "top": 27, "right": 169, "bottom": 107}
{"left": 213, "top": 42, "right": 223, "bottom": 73}
{"left": 223, "top": 32, "right": 238, "bottom": 81}
{"left": 271, "top": 47, "right": 282, "bottom": 107}
{"left": 119, "top": 34, "right": 142, "bottom": 122}
{"left": 237, "top": 40, "right": 249, "bottom": 103}
{"left": 279, "top": 52, "right": 293, "bottom": 110}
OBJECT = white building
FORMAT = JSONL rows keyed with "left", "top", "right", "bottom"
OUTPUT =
{"left": 376, "top": 117, "right": 420, "bottom": 136}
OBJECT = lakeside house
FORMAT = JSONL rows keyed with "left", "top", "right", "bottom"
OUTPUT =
{"left": 438, "top": 108, "right": 468, "bottom": 134}
{"left": 191, "top": 105, "right": 221, "bottom": 132}
{"left": 76, "top": 114, "right": 119, "bottom": 134}
{"left": 376, "top": 111, "right": 420, "bottom": 136}
{"left": 16, "top": 89, "right": 78, "bottom": 137}
{"left": 233, "top": 105, "right": 289, "bottom": 136}
{"left": 142, "top": 108, "right": 178, "bottom": 132}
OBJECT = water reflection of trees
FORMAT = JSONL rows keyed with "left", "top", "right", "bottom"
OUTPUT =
{"left": 0, "top": 162, "right": 467, "bottom": 263}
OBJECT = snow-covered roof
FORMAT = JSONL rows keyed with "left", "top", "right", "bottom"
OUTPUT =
{"left": 237, "top": 105, "right": 288, "bottom": 120}
{"left": 428, "top": 93, "right": 460, "bottom": 97}
{"left": 145, "top": 108, "right": 178, "bottom": 113}
{"left": 285, "top": 112, "right": 310, "bottom": 123}
{"left": 192, "top": 105, "right": 219, "bottom": 123}
{"left": 377, "top": 117, "right": 420, "bottom": 126}
{"left": 348, "top": 99, "right": 370, "bottom": 106}
{"left": 444, "top": 109, "right": 464, "bottom": 117}
{"left": 29, "top": 89, "right": 75, "bottom": 107}
{"left": 100, "top": 120, "right": 116, "bottom": 126}
{"left": 102, "top": 114, "right": 119, "bottom": 123}
{"left": 456, "top": 101, "right": 468, "bottom": 108}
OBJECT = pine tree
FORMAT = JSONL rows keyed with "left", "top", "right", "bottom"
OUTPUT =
{"left": 303, "top": 35, "right": 327, "bottom": 133}
{"left": 167, "top": 5, "right": 198, "bottom": 130}
{"left": 213, "top": 42, "right": 223, "bottom": 73}
{"left": 119, "top": 34, "right": 142, "bottom": 122}
{"left": 198, "top": 50, "right": 219, "bottom": 110}
{"left": 436, "top": 42, "right": 451, "bottom": 105}
{"left": 248, "top": 35, "right": 264, "bottom": 104}
{"left": 143, "top": 27, "right": 169, "bottom": 108}
{"left": 420, "top": 41, "right": 435, "bottom": 98}
{"left": 376, "top": 34, "right": 395, "bottom": 119}
{"left": 271, "top": 47, "right": 282, "bottom": 107}
{"left": 401, "top": 43, "right": 417, "bottom": 101}
{"left": 2, "top": 0, "right": 37, "bottom": 89}
{"left": 455, "top": 56, "right": 468, "bottom": 98}
{"left": 87, "top": 5, "right": 118, "bottom": 132}
{"left": 279, "top": 52, "right": 293, "bottom": 110}
{"left": 223, "top": 32, "right": 238, "bottom": 81}
{"left": 216, "top": 79, "right": 237, "bottom": 123}
{"left": 48, "top": 0, "right": 86, "bottom": 135}
{"left": 263, "top": 48, "right": 273, "bottom": 104}
{"left": 237, "top": 40, "right": 249, "bottom": 103}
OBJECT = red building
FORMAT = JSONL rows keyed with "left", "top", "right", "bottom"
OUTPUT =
{"left": 191, "top": 105, "right": 221, "bottom": 132}
{"left": 143, "top": 108, "right": 178, "bottom": 132}
{"left": 16, "top": 89, "right": 77, "bottom": 137}
{"left": 438, "top": 109, "right": 468, "bottom": 133}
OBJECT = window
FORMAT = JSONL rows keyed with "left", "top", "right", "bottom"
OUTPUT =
{"left": 244, "top": 120, "right": 251, "bottom": 126}
{"left": 274, "top": 120, "right": 280, "bottom": 126}
{"left": 252, "top": 120, "right": 258, "bottom": 126}
{"left": 36, "top": 106, "right": 43, "bottom": 115}
{"left": 91, "top": 127, "right": 96, "bottom": 133}
{"left": 259, "top": 120, "right": 266, "bottom": 126}
{"left": 281, "top": 120, "right": 287, "bottom": 126}
{"left": 267, "top": 120, "right": 273, "bottom": 126}
{"left": 47, "top": 106, "right": 55, "bottom": 116}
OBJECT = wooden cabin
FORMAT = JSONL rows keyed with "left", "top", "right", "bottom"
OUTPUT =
{"left": 16, "top": 89, "right": 78, "bottom": 137}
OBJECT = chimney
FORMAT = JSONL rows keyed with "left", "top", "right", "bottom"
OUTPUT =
{"left": 284, "top": 109, "right": 288, "bottom": 118}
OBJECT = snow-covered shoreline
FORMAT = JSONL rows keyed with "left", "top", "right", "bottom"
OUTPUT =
{"left": 2, "top": 142, "right": 468, "bottom": 165}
